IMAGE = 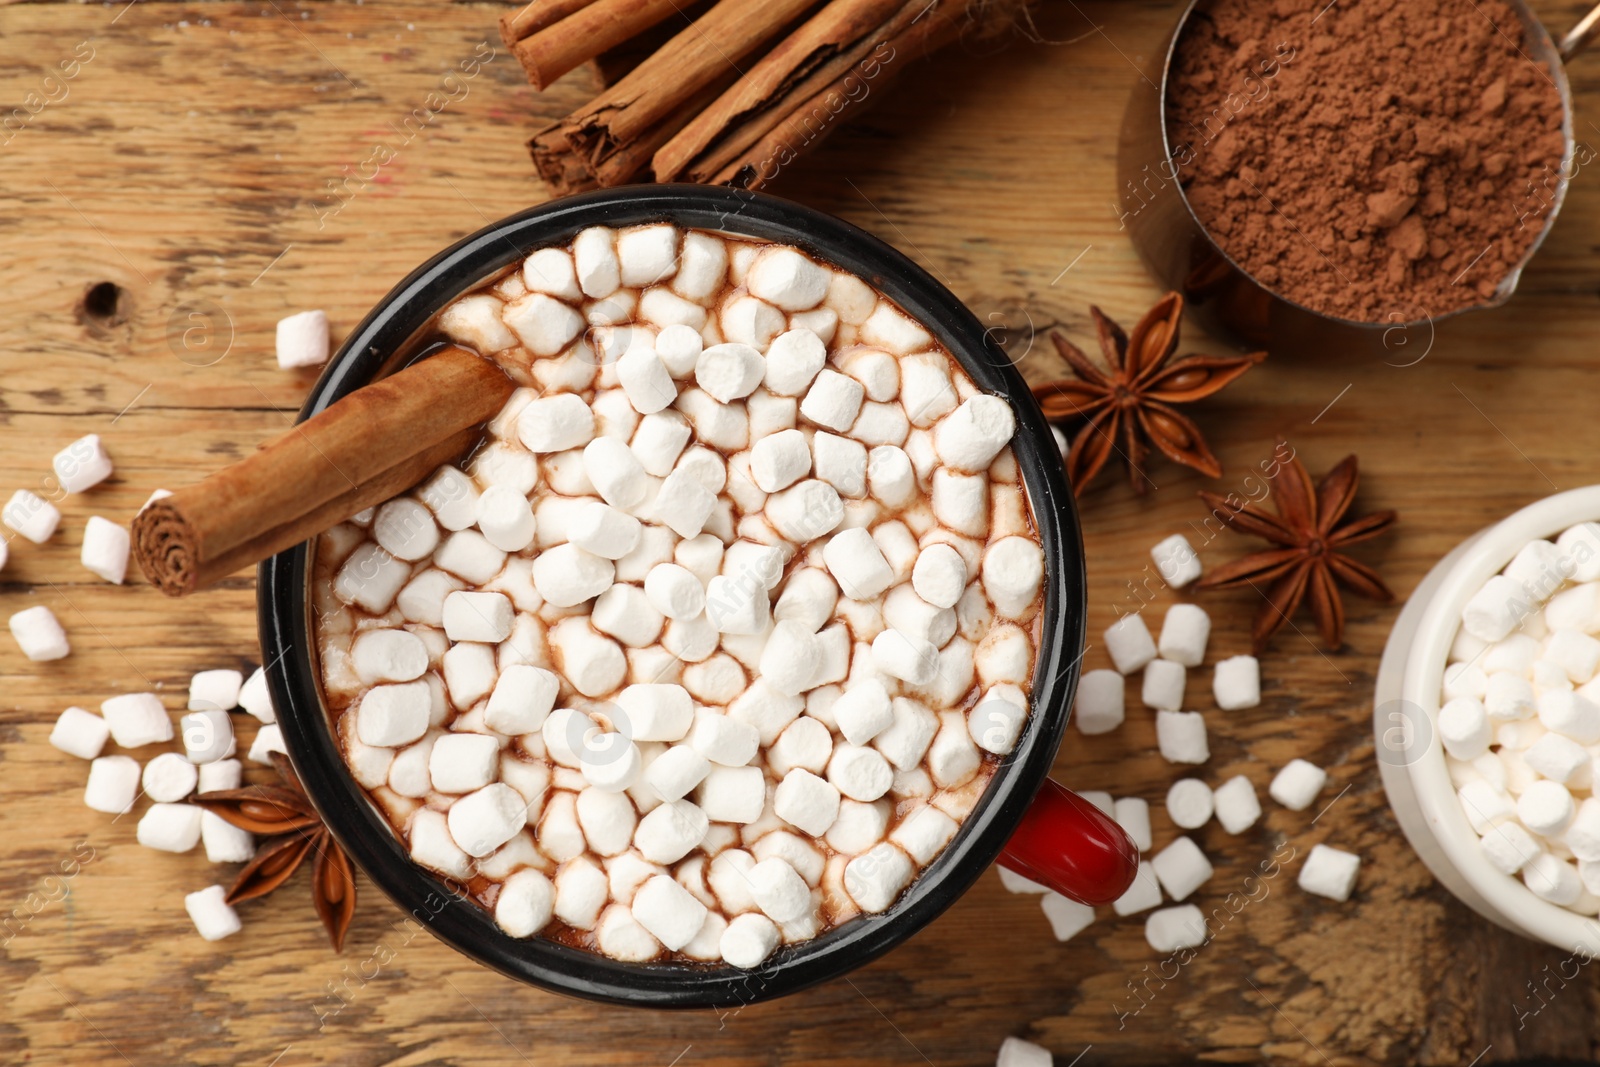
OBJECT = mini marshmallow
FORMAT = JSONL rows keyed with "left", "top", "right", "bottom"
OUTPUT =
{"left": 747, "top": 247, "right": 829, "bottom": 311}
{"left": 10, "top": 605, "right": 68, "bottom": 662}
{"left": 1526, "top": 732, "right": 1590, "bottom": 784}
{"left": 1166, "top": 778, "right": 1213, "bottom": 829}
{"left": 1074, "top": 669, "right": 1125, "bottom": 735}
{"left": 762, "top": 328, "right": 827, "bottom": 398}
{"left": 969, "top": 684, "right": 1027, "bottom": 755}
{"left": 932, "top": 469, "right": 988, "bottom": 538}
{"left": 1438, "top": 696, "right": 1492, "bottom": 760}
{"left": 355, "top": 681, "right": 431, "bottom": 747}
{"left": 823, "top": 527, "right": 895, "bottom": 601}
{"left": 832, "top": 681, "right": 893, "bottom": 747}
{"left": 871, "top": 629, "right": 939, "bottom": 686}
{"left": 504, "top": 292, "right": 584, "bottom": 357}
{"left": 651, "top": 468, "right": 718, "bottom": 540}
{"left": 429, "top": 732, "right": 500, "bottom": 794}
{"left": 1298, "top": 843, "right": 1361, "bottom": 902}
{"left": 1462, "top": 575, "right": 1532, "bottom": 642}
{"left": 3, "top": 489, "right": 58, "bottom": 544}
{"left": 1111, "top": 863, "right": 1164, "bottom": 917}
{"left": 531, "top": 544, "right": 615, "bottom": 608}
{"left": 844, "top": 843, "right": 914, "bottom": 913}
{"left": 1151, "top": 835, "right": 1213, "bottom": 901}
{"left": 180, "top": 709, "right": 233, "bottom": 764}
{"left": 769, "top": 715, "right": 833, "bottom": 777}
{"left": 633, "top": 799, "right": 710, "bottom": 870}
{"left": 419, "top": 466, "right": 481, "bottom": 532}
{"left": 932, "top": 395, "right": 1016, "bottom": 474}
{"left": 570, "top": 502, "right": 643, "bottom": 561}
{"left": 748, "top": 856, "right": 813, "bottom": 924}
{"left": 996, "top": 1038, "right": 1053, "bottom": 1067}
{"left": 584, "top": 436, "right": 651, "bottom": 511}
{"left": 911, "top": 544, "right": 967, "bottom": 610}
{"left": 495, "top": 868, "right": 557, "bottom": 938}
{"left": 979, "top": 537, "right": 1043, "bottom": 620}
{"left": 1145, "top": 904, "right": 1208, "bottom": 952}
{"left": 801, "top": 369, "right": 865, "bottom": 433}
{"left": 275, "top": 309, "right": 329, "bottom": 369}
{"left": 1538, "top": 689, "right": 1600, "bottom": 743}
{"left": 473, "top": 486, "right": 536, "bottom": 553}
{"left": 572, "top": 226, "right": 621, "bottom": 298}
{"left": 80, "top": 516, "right": 129, "bottom": 583}
{"left": 202, "top": 810, "right": 255, "bottom": 863}
{"left": 1105, "top": 613, "right": 1157, "bottom": 675}
{"left": 1155, "top": 710, "right": 1208, "bottom": 765}
{"left": 1141, "top": 659, "right": 1186, "bottom": 712}
{"left": 827, "top": 744, "right": 894, "bottom": 802}
{"left": 1114, "top": 797, "right": 1153, "bottom": 852}
{"left": 1481, "top": 821, "right": 1542, "bottom": 874}
{"left": 760, "top": 620, "right": 823, "bottom": 697}
{"left": 899, "top": 353, "right": 958, "bottom": 425}
{"left": 50, "top": 706, "right": 110, "bottom": 760}
{"left": 1040, "top": 890, "right": 1097, "bottom": 941}
{"left": 1268, "top": 759, "right": 1326, "bottom": 811}
{"left": 812, "top": 432, "right": 868, "bottom": 499}
{"left": 693, "top": 342, "right": 764, "bottom": 404}
{"left": 1212, "top": 655, "right": 1260, "bottom": 710}
{"left": 704, "top": 574, "right": 772, "bottom": 636}
{"left": 646, "top": 744, "right": 712, "bottom": 802}
{"left": 639, "top": 563, "right": 703, "bottom": 621}
{"left": 616, "top": 344, "right": 677, "bottom": 415}
{"left": 373, "top": 498, "right": 441, "bottom": 561}
{"left": 102, "top": 692, "right": 173, "bottom": 748}
{"left": 766, "top": 479, "right": 845, "bottom": 544}
{"left": 1523, "top": 851, "right": 1583, "bottom": 906}
{"left": 698, "top": 765, "right": 766, "bottom": 823}
{"left": 630, "top": 873, "right": 707, "bottom": 951}
{"left": 867, "top": 446, "right": 915, "bottom": 507}
{"left": 576, "top": 783, "right": 638, "bottom": 849}
{"left": 1156, "top": 603, "right": 1211, "bottom": 667}
{"left": 138, "top": 803, "right": 203, "bottom": 852}
{"left": 774, "top": 769, "right": 841, "bottom": 837}
{"left": 722, "top": 912, "right": 780, "bottom": 968}
{"left": 448, "top": 782, "right": 528, "bottom": 857}
{"left": 882, "top": 584, "right": 956, "bottom": 647}
{"left": 84, "top": 754, "right": 141, "bottom": 813}
{"left": 774, "top": 568, "right": 838, "bottom": 634}
{"left": 1457, "top": 780, "right": 1515, "bottom": 833}
{"left": 517, "top": 394, "right": 596, "bottom": 453}
{"left": 1146, "top": 534, "right": 1201, "bottom": 590}
{"left": 185, "top": 885, "right": 243, "bottom": 941}
{"left": 234, "top": 667, "right": 274, "bottom": 725}
{"left": 1485, "top": 672, "right": 1536, "bottom": 721}
{"left": 889, "top": 805, "right": 958, "bottom": 865}
{"left": 1547, "top": 629, "right": 1600, "bottom": 685}
{"left": 1211, "top": 775, "right": 1262, "bottom": 834}
{"left": 1519, "top": 779, "right": 1576, "bottom": 835}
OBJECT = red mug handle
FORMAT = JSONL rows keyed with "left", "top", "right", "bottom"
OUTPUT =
{"left": 999, "top": 778, "right": 1140, "bottom": 906}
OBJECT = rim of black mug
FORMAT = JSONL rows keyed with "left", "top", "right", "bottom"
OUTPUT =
{"left": 259, "top": 184, "right": 1086, "bottom": 1009}
{"left": 1132, "top": 0, "right": 1576, "bottom": 335}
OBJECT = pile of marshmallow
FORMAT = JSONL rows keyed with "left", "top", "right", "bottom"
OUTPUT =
{"left": 1445, "top": 521, "right": 1600, "bottom": 913}
{"left": 4, "top": 433, "right": 136, "bottom": 662}
{"left": 316, "top": 225, "right": 1047, "bottom": 966}
{"left": 50, "top": 665, "right": 282, "bottom": 941}
{"left": 997, "top": 530, "right": 1361, "bottom": 955}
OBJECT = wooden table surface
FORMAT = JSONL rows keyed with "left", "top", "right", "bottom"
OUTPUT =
{"left": 3, "top": 0, "right": 1600, "bottom": 1062}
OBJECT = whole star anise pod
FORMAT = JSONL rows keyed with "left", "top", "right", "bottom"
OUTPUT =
{"left": 1030, "top": 292, "right": 1265, "bottom": 495}
{"left": 1194, "top": 445, "right": 1398, "bottom": 653}
{"left": 194, "top": 751, "right": 356, "bottom": 951}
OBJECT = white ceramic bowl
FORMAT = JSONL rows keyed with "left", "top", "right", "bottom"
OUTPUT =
{"left": 1375, "top": 486, "right": 1600, "bottom": 952}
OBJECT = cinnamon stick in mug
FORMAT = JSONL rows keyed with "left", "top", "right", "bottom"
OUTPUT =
{"left": 134, "top": 345, "right": 513, "bottom": 597}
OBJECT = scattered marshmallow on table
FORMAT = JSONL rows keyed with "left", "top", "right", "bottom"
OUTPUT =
{"left": 10, "top": 605, "right": 69, "bottom": 661}
{"left": 102, "top": 692, "right": 172, "bottom": 748}
{"left": 1141, "top": 659, "right": 1185, "bottom": 711}
{"left": 238, "top": 667, "right": 275, "bottom": 724}
{"left": 1105, "top": 613, "right": 1157, "bottom": 674}
{"left": 185, "top": 885, "right": 242, "bottom": 941}
{"left": 189, "top": 669, "right": 243, "bottom": 712}
{"left": 202, "top": 810, "right": 255, "bottom": 863}
{"left": 1074, "top": 669, "right": 1125, "bottom": 736}
{"left": 1151, "top": 836, "right": 1213, "bottom": 901}
{"left": 1039, "top": 892, "right": 1095, "bottom": 942}
{"left": 85, "top": 755, "right": 141, "bottom": 813}
{"left": 1165, "top": 778, "right": 1213, "bottom": 829}
{"left": 53, "top": 434, "right": 114, "bottom": 493}
{"left": 996, "top": 1036, "right": 1053, "bottom": 1067}
{"left": 3, "top": 489, "right": 60, "bottom": 544}
{"left": 143, "top": 752, "right": 199, "bottom": 802}
{"left": 276, "top": 309, "right": 330, "bottom": 368}
{"left": 1268, "top": 759, "right": 1326, "bottom": 811}
{"left": 1212, "top": 655, "right": 1260, "bottom": 710}
{"left": 1212, "top": 775, "right": 1262, "bottom": 834}
{"left": 50, "top": 706, "right": 110, "bottom": 760}
{"left": 138, "top": 803, "right": 203, "bottom": 852}
{"left": 1298, "top": 843, "right": 1361, "bottom": 902}
{"left": 1113, "top": 797, "right": 1152, "bottom": 852}
{"left": 1112, "top": 861, "right": 1164, "bottom": 917}
{"left": 80, "top": 516, "right": 130, "bottom": 583}
{"left": 1145, "top": 904, "right": 1207, "bottom": 952}
{"left": 1155, "top": 710, "right": 1209, "bottom": 765}
{"left": 1150, "top": 533, "right": 1202, "bottom": 589}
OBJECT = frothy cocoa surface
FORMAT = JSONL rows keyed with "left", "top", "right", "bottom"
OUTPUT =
{"left": 312, "top": 224, "right": 1046, "bottom": 967}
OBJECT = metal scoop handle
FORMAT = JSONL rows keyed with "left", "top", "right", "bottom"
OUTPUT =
{"left": 1560, "top": 2, "right": 1600, "bottom": 61}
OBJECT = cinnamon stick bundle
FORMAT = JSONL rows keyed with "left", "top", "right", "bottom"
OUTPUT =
{"left": 508, "top": 0, "right": 1031, "bottom": 192}
{"left": 134, "top": 347, "right": 513, "bottom": 596}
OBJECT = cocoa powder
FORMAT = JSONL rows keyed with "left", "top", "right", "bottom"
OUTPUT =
{"left": 1165, "top": 0, "right": 1566, "bottom": 323}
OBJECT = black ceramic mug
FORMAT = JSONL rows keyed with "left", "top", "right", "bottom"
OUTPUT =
{"left": 260, "top": 185, "right": 1137, "bottom": 1007}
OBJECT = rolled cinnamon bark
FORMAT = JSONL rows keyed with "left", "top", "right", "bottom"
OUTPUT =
{"left": 511, "top": 0, "right": 690, "bottom": 89}
{"left": 134, "top": 346, "right": 513, "bottom": 597}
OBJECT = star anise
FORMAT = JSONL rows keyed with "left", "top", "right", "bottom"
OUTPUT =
{"left": 193, "top": 751, "right": 356, "bottom": 951}
{"left": 1194, "top": 445, "right": 1398, "bottom": 653}
{"left": 1030, "top": 292, "right": 1265, "bottom": 495}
